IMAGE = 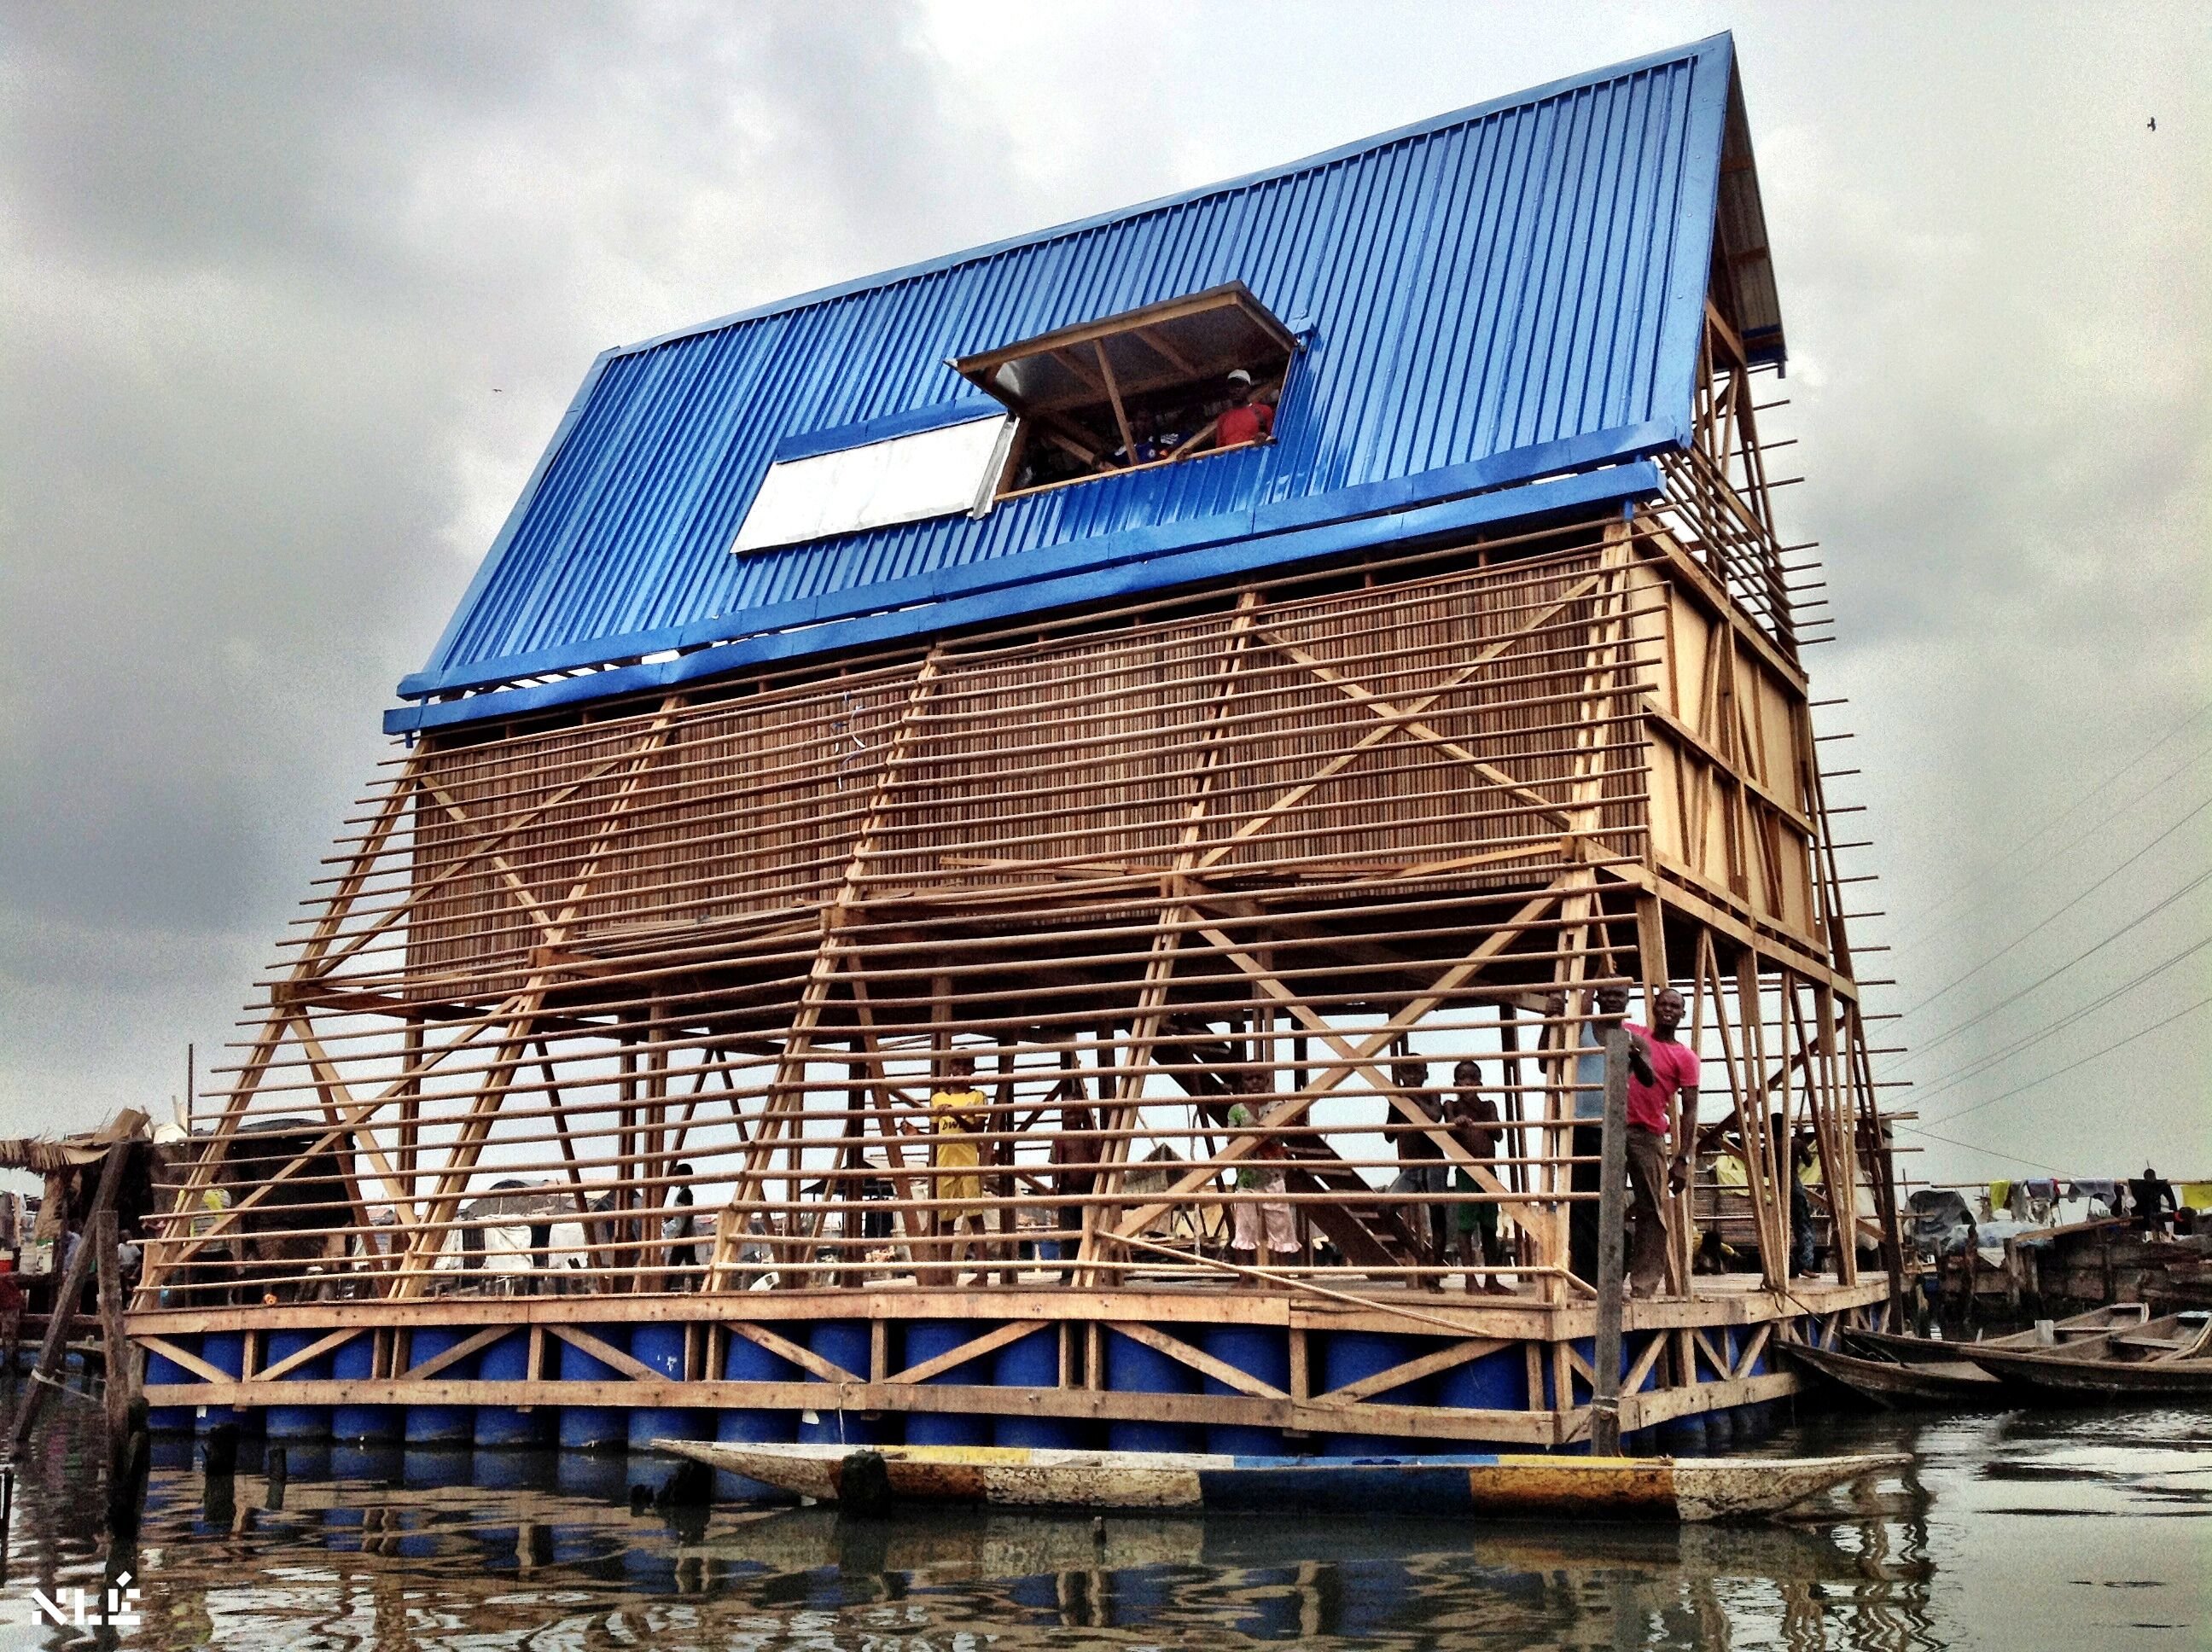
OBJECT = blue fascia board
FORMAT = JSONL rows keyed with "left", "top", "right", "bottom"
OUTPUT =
{"left": 1652, "top": 35, "right": 1734, "bottom": 444}
{"left": 396, "top": 417, "right": 1676, "bottom": 701}
{"left": 772, "top": 398, "right": 1004, "bottom": 464}
{"left": 385, "top": 458, "right": 1662, "bottom": 736}
{"left": 606, "top": 36, "right": 1734, "bottom": 369}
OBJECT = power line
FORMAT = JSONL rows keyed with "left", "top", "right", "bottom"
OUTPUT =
{"left": 1889, "top": 701, "right": 2212, "bottom": 951}
{"left": 1892, "top": 789, "right": 2212, "bottom": 1028}
{"left": 1889, "top": 1122, "right": 2071, "bottom": 1178}
{"left": 1890, "top": 858, "right": 2212, "bottom": 1067}
{"left": 1901, "top": 928, "right": 2212, "bottom": 1106}
{"left": 1919, "top": 991, "right": 2212, "bottom": 1131}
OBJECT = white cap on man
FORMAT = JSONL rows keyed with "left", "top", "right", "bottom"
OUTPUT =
{"left": 1226, "top": 368, "right": 1253, "bottom": 387}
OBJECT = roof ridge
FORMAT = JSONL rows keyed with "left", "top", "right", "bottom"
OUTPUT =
{"left": 612, "top": 33, "right": 1733, "bottom": 361}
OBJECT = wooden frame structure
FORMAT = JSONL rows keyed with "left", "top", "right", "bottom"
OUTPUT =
{"left": 130, "top": 44, "right": 1906, "bottom": 1446}
{"left": 132, "top": 381, "right": 1903, "bottom": 1443}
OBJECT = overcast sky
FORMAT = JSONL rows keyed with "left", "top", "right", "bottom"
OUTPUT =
{"left": 2, "top": 3, "right": 2205, "bottom": 1190}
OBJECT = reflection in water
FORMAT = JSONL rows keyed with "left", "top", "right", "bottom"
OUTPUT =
{"left": 0, "top": 1403, "right": 2202, "bottom": 1649}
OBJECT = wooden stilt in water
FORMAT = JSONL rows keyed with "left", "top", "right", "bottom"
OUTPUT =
{"left": 9, "top": 1143, "right": 127, "bottom": 1451}
{"left": 95, "top": 1212, "right": 151, "bottom": 1539}
{"left": 1589, "top": 1027, "right": 1630, "bottom": 1455}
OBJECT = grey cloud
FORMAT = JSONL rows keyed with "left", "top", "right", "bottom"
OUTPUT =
{"left": 2, "top": 3, "right": 2206, "bottom": 1185}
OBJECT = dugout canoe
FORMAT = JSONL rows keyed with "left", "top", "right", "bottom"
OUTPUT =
{"left": 659, "top": 1440, "right": 1908, "bottom": 1522}
{"left": 1842, "top": 1304, "right": 2151, "bottom": 1365}
{"left": 1780, "top": 1340, "right": 2007, "bottom": 1408}
{"left": 1960, "top": 1312, "right": 2212, "bottom": 1398}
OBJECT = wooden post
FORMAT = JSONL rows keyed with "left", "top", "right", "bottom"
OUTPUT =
{"left": 11, "top": 1142, "right": 129, "bottom": 1448}
{"left": 1589, "top": 1027, "right": 1630, "bottom": 1457}
{"left": 93, "top": 1212, "right": 136, "bottom": 1435}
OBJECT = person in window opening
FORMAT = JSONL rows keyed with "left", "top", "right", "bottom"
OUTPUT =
{"left": 930, "top": 1055, "right": 991, "bottom": 1273}
{"left": 1214, "top": 368, "right": 1274, "bottom": 448}
{"left": 1623, "top": 988, "right": 1700, "bottom": 1300}
{"left": 1385, "top": 1059, "right": 1449, "bottom": 1286}
{"left": 1446, "top": 1060, "right": 1510, "bottom": 1294}
{"left": 1225, "top": 1070, "right": 1298, "bottom": 1271}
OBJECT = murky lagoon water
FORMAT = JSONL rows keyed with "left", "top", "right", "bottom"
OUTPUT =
{"left": 0, "top": 1403, "right": 2201, "bottom": 1649}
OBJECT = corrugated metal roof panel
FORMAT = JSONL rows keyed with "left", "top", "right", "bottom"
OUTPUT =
{"left": 400, "top": 34, "right": 1763, "bottom": 724}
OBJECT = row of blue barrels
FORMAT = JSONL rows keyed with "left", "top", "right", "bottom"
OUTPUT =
{"left": 143, "top": 1323, "right": 1773, "bottom": 1462}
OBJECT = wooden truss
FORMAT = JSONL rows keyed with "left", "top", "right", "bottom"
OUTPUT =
{"left": 138, "top": 499, "right": 1894, "bottom": 1329}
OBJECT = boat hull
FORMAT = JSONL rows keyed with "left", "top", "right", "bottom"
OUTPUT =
{"left": 1782, "top": 1341, "right": 2006, "bottom": 1407}
{"left": 659, "top": 1440, "right": 1907, "bottom": 1523}
{"left": 1961, "top": 1347, "right": 2212, "bottom": 1397}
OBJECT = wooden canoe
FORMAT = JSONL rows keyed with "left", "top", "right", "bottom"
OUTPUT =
{"left": 1843, "top": 1304, "right": 2151, "bottom": 1365}
{"left": 1960, "top": 1312, "right": 2212, "bottom": 1397}
{"left": 660, "top": 1440, "right": 1909, "bottom": 1523}
{"left": 1781, "top": 1340, "right": 2006, "bottom": 1408}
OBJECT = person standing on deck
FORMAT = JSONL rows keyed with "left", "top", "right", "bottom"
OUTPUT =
{"left": 1447, "top": 1060, "right": 1510, "bottom": 1294}
{"left": 660, "top": 1161, "right": 698, "bottom": 1289}
{"left": 2132, "top": 1166, "right": 2178, "bottom": 1236}
{"left": 1623, "top": 989, "right": 1699, "bottom": 1299}
{"left": 1386, "top": 1060, "right": 1448, "bottom": 1284}
{"left": 1049, "top": 1097, "right": 1097, "bottom": 1265}
{"left": 1225, "top": 1071, "right": 1298, "bottom": 1270}
{"left": 1563, "top": 985, "right": 1633, "bottom": 1286}
{"left": 930, "top": 1055, "right": 990, "bottom": 1273}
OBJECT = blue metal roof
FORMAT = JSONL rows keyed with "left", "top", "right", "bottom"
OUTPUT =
{"left": 393, "top": 34, "right": 1757, "bottom": 734}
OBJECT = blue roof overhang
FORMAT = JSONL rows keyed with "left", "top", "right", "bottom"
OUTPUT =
{"left": 387, "top": 450, "right": 1664, "bottom": 736}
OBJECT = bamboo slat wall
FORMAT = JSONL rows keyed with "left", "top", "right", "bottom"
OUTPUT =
{"left": 139, "top": 494, "right": 1892, "bottom": 1316}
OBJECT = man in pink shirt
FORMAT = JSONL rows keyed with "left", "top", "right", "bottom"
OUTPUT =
{"left": 1623, "top": 987, "right": 1699, "bottom": 1298}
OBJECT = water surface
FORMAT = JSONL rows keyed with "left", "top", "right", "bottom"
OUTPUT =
{"left": 0, "top": 1404, "right": 2201, "bottom": 1649}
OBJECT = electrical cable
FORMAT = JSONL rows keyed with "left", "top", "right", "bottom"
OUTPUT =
{"left": 1889, "top": 860, "right": 2212, "bottom": 1068}
{"left": 1889, "top": 701, "right": 2212, "bottom": 950}
{"left": 1901, "top": 927, "right": 2212, "bottom": 1106}
{"left": 1918, "top": 992, "right": 2212, "bottom": 1130}
{"left": 1889, "top": 790, "right": 2212, "bottom": 1028}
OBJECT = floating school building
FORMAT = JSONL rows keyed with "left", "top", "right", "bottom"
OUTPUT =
{"left": 136, "top": 34, "right": 1905, "bottom": 1457}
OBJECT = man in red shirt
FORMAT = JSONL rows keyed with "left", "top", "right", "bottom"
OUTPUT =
{"left": 1214, "top": 369, "right": 1273, "bottom": 447}
{"left": 1622, "top": 987, "right": 1699, "bottom": 1298}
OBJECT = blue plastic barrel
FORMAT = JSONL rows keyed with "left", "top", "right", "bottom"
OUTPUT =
{"left": 331, "top": 1331, "right": 399, "bottom": 1444}
{"left": 473, "top": 1448, "right": 553, "bottom": 1492}
{"left": 1704, "top": 1405, "right": 1737, "bottom": 1450}
{"left": 1435, "top": 1344, "right": 1528, "bottom": 1415}
{"left": 716, "top": 1335, "right": 800, "bottom": 1502}
{"left": 400, "top": 1445, "right": 471, "bottom": 1490}
{"left": 144, "top": 1336, "right": 195, "bottom": 1432}
{"left": 628, "top": 1323, "right": 707, "bottom": 1451}
{"left": 556, "top": 1334, "right": 624, "bottom": 1450}
{"left": 1657, "top": 1412, "right": 1708, "bottom": 1456}
{"left": 555, "top": 1450, "right": 629, "bottom": 1501}
{"left": 904, "top": 1320, "right": 990, "bottom": 1446}
{"left": 331, "top": 1442, "right": 402, "bottom": 1482}
{"left": 265, "top": 1329, "right": 331, "bottom": 1440}
{"left": 196, "top": 1329, "right": 244, "bottom": 1434}
{"left": 403, "top": 1326, "right": 474, "bottom": 1444}
{"left": 474, "top": 1331, "right": 549, "bottom": 1449}
{"left": 992, "top": 1326, "right": 1080, "bottom": 1449}
{"left": 1318, "top": 1332, "right": 1430, "bottom": 1456}
{"left": 149, "top": 1434, "right": 196, "bottom": 1470}
{"left": 797, "top": 1322, "right": 883, "bottom": 1446}
{"left": 1196, "top": 1325, "right": 1289, "bottom": 1457}
{"left": 273, "top": 1440, "right": 331, "bottom": 1481}
{"left": 1104, "top": 1329, "right": 1196, "bottom": 1454}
